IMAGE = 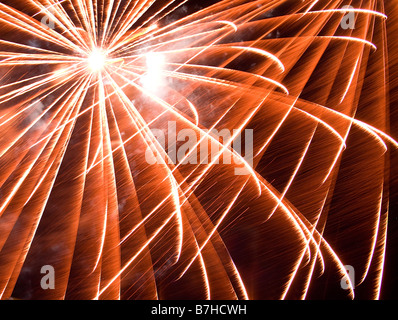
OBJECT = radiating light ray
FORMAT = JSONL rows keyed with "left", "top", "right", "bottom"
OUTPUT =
{"left": 0, "top": 76, "right": 91, "bottom": 218}
{"left": 255, "top": 98, "right": 296, "bottom": 158}
{"left": 321, "top": 35, "right": 378, "bottom": 50}
{"left": 0, "top": 0, "right": 394, "bottom": 301}
{"left": 256, "top": 176, "right": 322, "bottom": 261}
{"left": 292, "top": 107, "right": 346, "bottom": 146}
{"left": 0, "top": 74, "right": 82, "bottom": 125}
{"left": 0, "top": 3, "right": 86, "bottom": 54}
{"left": 0, "top": 63, "right": 87, "bottom": 106}
{"left": 95, "top": 211, "right": 177, "bottom": 300}
{"left": 106, "top": 75, "right": 185, "bottom": 265}
{"left": 100, "top": 69, "right": 187, "bottom": 264}
{"left": 267, "top": 128, "right": 317, "bottom": 220}
{"left": 304, "top": 8, "right": 388, "bottom": 20}
{"left": 340, "top": 56, "right": 361, "bottom": 104}
{"left": 293, "top": 98, "right": 396, "bottom": 149}
{"left": 300, "top": 193, "right": 330, "bottom": 300}
{"left": 109, "top": 66, "right": 264, "bottom": 194}
{"left": 177, "top": 182, "right": 247, "bottom": 279}
{"left": 375, "top": 211, "right": 388, "bottom": 300}
{"left": 142, "top": 45, "right": 285, "bottom": 72}
{"left": 29, "top": 0, "right": 92, "bottom": 51}
{"left": 216, "top": 20, "right": 238, "bottom": 32}
{"left": 0, "top": 75, "right": 89, "bottom": 159}
{"left": 358, "top": 187, "right": 384, "bottom": 285}
{"left": 302, "top": 0, "right": 319, "bottom": 15}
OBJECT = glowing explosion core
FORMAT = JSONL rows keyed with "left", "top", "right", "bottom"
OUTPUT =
{"left": 87, "top": 49, "right": 107, "bottom": 73}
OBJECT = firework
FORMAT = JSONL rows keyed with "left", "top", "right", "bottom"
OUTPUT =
{"left": 0, "top": 0, "right": 396, "bottom": 300}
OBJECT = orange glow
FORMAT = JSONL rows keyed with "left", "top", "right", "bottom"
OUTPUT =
{"left": 0, "top": 0, "right": 396, "bottom": 301}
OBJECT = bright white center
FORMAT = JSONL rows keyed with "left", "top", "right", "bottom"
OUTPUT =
{"left": 141, "top": 52, "right": 166, "bottom": 90}
{"left": 88, "top": 49, "right": 106, "bottom": 72}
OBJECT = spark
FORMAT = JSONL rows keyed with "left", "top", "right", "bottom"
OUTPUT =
{"left": 0, "top": 0, "right": 395, "bottom": 301}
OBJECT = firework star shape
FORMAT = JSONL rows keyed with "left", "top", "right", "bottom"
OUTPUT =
{"left": 0, "top": 0, "right": 396, "bottom": 300}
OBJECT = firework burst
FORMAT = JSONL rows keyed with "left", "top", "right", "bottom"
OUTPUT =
{"left": 0, "top": 0, "right": 396, "bottom": 300}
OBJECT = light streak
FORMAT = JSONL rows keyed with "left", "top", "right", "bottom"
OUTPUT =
{"left": 0, "top": 0, "right": 395, "bottom": 301}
